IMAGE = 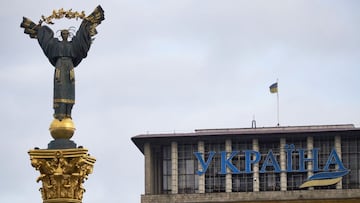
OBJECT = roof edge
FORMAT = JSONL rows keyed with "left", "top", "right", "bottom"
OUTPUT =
{"left": 195, "top": 124, "right": 355, "bottom": 133}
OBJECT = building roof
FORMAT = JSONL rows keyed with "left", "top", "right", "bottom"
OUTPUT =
{"left": 131, "top": 124, "right": 360, "bottom": 153}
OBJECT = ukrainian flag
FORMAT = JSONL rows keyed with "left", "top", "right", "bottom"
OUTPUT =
{"left": 269, "top": 82, "right": 278, "bottom": 93}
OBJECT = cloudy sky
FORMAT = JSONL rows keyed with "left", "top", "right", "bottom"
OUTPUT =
{"left": 1, "top": 0, "right": 359, "bottom": 202}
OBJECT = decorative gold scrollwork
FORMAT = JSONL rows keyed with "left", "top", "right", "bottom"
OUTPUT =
{"left": 29, "top": 149, "right": 96, "bottom": 202}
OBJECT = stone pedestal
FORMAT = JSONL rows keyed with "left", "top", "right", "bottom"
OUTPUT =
{"left": 28, "top": 148, "right": 96, "bottom": 203}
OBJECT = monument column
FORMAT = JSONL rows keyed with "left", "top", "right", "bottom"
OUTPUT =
{"left": 21, "top": 5, "right": 105, "bottom": 203}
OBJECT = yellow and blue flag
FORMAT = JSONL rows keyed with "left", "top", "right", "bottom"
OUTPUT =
{"left": 269, "top": 82, "right": 278, "bottom": 93}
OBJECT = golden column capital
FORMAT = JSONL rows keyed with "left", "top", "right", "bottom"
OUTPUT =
{"left": 29, "top": 148, "right": 96, "bottom": 203}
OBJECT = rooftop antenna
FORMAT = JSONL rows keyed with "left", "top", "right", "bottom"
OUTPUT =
{"left": 251, "top": 115, "right": 257, "bottom": 128}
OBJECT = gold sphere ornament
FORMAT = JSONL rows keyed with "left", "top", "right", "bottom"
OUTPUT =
{"left": 49, "top": 118, "right": 76, "bottom": 139}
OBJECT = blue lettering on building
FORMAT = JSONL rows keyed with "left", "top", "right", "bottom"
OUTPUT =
{"left": 194, "top": 144, "right": 347, "bottom": 175}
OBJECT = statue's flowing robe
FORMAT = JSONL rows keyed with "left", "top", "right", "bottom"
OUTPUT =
{"left": 37, "top": 22, "right": 92, "bottom": 119}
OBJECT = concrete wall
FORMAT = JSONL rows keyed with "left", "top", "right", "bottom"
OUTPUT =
{"left": 141, "top": 189, "right": 360, "bottom": 203}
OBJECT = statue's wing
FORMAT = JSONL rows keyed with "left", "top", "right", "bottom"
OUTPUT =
{"left": 85, "top": 5, "right": 105, "bottom": 37}
{"left": 71, "top": 6, "right": 104, "bottom": 67}
{"left": 20, "top": 17, "right": 40, "bottom": 39}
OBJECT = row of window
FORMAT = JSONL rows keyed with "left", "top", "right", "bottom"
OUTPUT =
{"left": 160, "top": 135, "right": 360, "bottom": 194}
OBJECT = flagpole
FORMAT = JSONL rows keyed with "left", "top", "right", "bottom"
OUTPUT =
{"left": 269, "top": 80, "right": 280, "bottom": 127}
{"left": 276, "top": 79, "right": 280, "bottom": 127}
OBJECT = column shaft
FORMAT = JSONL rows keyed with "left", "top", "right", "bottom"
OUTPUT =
{"left": 198, "top": 141, "right": 205, "bottom": 193}
{"left": 253, "top": 138, "right": 259, "bottom": 192}
{"left": 171, "top": 141, "right": 178, "bottom": 194}
{"left": 225, "top": 139, "right": 232, "bottom": 192}
{"left": 144, "top": 143, "right": 153, "bottom": 195}
{"left": 307, "top": 136, "right": 314, "bottom": 190}
{"left": 280, "top": 138, "right": 287, "bottom": 191}
{"left": 335, "top": 135, "right": 342, "bottom": 189}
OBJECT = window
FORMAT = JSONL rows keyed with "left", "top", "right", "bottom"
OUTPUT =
{"left": 162, "top": 146, "right": 172, "bottom": 194}
{"left": 259, "top": 140, "right": 280, "bottom": 191}
{"left": 286, "top": 137, "right": 307, "bottom": 190}
{"left": 260, "top": 172, "right": 280, "bottom": 191}
{"left": 204, "top": 142, "right": 225, "bottom": 193}
{"left": 178, "top": 143, "right": 198, "bottom": 193}
{"left": 314, "top": 136, "right": 336, "bottom": 189}
{"left": 232, "top": 139, "right": 253, "bottom": 192}
{"left": 342, "top": 135, "right": 360, "bottom": 189}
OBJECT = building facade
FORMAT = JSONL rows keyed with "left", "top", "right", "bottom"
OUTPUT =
{"left": 132, "top": 124, "right": 360, "bottom": 203}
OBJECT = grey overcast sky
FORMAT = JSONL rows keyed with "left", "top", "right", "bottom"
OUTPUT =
{"left": 1, "top": 0, "right": 360, "bottom": 202}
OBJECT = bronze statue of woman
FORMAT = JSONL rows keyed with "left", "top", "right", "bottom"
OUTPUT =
{"left": 21, "top": 6, "right": 104, "bottom": 121}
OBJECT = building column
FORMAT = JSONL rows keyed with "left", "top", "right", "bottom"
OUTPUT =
{"left": 144, "top": 143, "right": 153, "bottom": 194}
{"left": 171, "top": 141, "right": 178, "bottom": 194}
{"left": 253, "top": 138, "right": 259, "bottom": 192}
{"left": 225, "top": 139, "right": 232, "bottom": 192}
{"left": 198, "top": 141, "right": 205, "bottom": 193}
{"left": 307, "top": 136, "right": 314, "bottom": 190}
{"left": 280, "top": 138, "right": 287, "bottom": 191}
{"left": 335, "top": 135, "right": 342, "bottom": 189}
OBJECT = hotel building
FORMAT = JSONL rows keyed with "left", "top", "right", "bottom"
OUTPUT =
{"left": 132, "top": 124, "right": 360, "bottom": 203}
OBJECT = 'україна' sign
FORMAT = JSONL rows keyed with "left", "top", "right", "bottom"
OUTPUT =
{"left": 194, "top": 144, "right": 347, "bottom": 175}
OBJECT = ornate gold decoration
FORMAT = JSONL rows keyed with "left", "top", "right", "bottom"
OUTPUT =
{"left": 40, "top": 9, "right": 86, "bottom": 25}
{"left": 40, "top": 7, "right": 102, "bottom": 26}
{"left": 49, "top": 118, "right": 75, "bottom": 140}
{"left": 21, "top": 5, "right": 104, "bottom": 39}
{"left": 53, "top": 99, "right": 75, "bottom": 104}
{"left": 29, "top": 148, "right": 96, "bottom": 203}
{"left": 39, "top": 7, "right": 103, "bottom": 38}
